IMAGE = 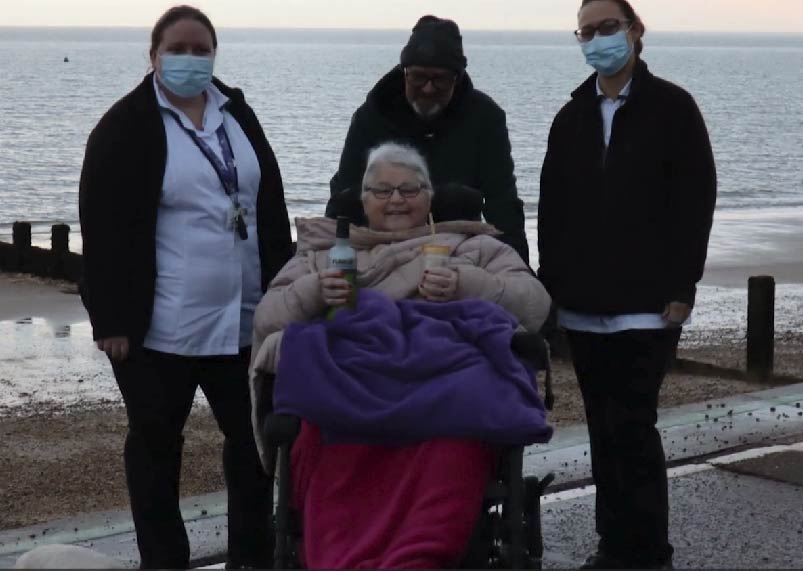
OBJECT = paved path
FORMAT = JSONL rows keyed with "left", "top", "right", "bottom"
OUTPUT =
{"left": 542, "top": 442, "right": 803, "bottom": 569}
{"left": 2, "top": 383, "right": 802, "bottom": 569}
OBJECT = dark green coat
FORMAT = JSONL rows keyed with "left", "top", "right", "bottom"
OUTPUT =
{"left": 327, "top": 65, "right": 528, "bottom": 263}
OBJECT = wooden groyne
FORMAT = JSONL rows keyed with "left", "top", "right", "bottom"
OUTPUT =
{"left": 0, "top": 221, "right": 82, "bottom": 283}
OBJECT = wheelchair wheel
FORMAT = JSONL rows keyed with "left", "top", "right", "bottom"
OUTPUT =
{"left": 522, "top": 473, "right": 555, "bottom": 570}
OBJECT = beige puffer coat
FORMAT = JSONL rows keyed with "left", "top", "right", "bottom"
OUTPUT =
{"left": 251, "top": 217, "right": 551, "bottom": 376}
{"left": 248, "top": 217, "right": 551, "bottom": 470}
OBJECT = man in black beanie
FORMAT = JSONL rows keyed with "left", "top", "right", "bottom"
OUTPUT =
{"left": 327, "top": 15, "right": 529, "bottom": 263}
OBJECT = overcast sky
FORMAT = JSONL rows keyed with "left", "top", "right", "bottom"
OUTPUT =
{"left": 3, "top": 0, "right": 802, "bottom": 32}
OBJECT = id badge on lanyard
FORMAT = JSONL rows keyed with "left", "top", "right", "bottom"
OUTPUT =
{"left": 169, "top": 112, "right": 249, "bottom": 240}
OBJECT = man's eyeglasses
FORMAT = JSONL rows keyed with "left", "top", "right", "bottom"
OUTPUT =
{"left": 363, "top": 184, "right": 427, "bottom": 200}
{"left": 404, "top": 68, "right": 457, "bottom": 91}
{"left": 574, "top": 18, "right": 632, "bottom": 43}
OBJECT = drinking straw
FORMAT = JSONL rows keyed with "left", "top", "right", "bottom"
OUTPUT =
{"left": 429, "top": 212, "right": 436, "bottom": 236}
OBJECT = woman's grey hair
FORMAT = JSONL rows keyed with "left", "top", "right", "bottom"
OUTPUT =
{"left": 361, "top": 143, "right": 434, "bottom": 198}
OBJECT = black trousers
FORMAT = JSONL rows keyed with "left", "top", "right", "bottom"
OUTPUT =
{"left": 111, "top": 347, "right": 272, "bottom": 570}
{"left": 566, "top": 328, "right": 681, "bottom": 567}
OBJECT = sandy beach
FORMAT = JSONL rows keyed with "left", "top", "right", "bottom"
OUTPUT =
{"left": 0, "top": 274, "right": 84, "bottom": 324}
{"left": 701, "top": 207, "right": 803, "bottom": 288}
{"left": 1, "top": 267, "right": 802, "bottom": 530}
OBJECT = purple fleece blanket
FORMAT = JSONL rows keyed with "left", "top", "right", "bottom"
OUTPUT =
{"left": 274, "top": 289, "right": 553, "bottom": 446}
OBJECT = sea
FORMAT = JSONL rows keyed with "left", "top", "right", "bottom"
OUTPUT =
{"left": 2, "top": 27, "right": 803, "bottom": 262}
{"left": 2, "top": 27, "right": 803, "bottom": 412}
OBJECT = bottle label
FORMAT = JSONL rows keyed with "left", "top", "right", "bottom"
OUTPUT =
{"left": 327, "top": 248, "right": 357, "bottom": 319}
{"left": 330, "top": 258, "right": 356, "bottom": 268}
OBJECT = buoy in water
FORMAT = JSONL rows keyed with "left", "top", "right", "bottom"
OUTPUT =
{"left": 64, "top": 56, "right": 69, "bottom": 62}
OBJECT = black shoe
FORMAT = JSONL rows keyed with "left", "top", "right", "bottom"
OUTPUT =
{"left": 580, "top": 551, "right": 674, "bottom": 570}
{"left": 635, "top": 558, "right": 674, "bottom": 570}
{"left": 652, "top": 557, "right": 674, "bottom": 570}
{"left": 580, "top": 552, "right": 629, "bottom": 570}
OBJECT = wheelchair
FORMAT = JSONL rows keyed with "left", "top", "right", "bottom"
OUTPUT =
{"left": 256, "top": 331, "right": 556, "bottom": 570}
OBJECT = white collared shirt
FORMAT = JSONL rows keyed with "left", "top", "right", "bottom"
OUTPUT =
{"left": 556, "top": 76, "right": 690, "bottom": 334}
{"left": 143, "top": 76, "right": 263, "bottom": 356}
{"left": 598, "top": 76, "right": 631, "bottom": 147}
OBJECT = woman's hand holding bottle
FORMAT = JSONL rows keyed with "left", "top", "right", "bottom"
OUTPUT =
{"left": 319, "top": 269, "right": 352, "bottom": 307}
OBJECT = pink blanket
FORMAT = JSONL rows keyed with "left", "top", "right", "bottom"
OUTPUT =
{"left": 291, "top": 423, "right": 496, "bottom": 569}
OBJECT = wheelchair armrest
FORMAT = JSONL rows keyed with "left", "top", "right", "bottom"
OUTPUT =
{"left": 511, "top": 332, "right": 549, "bottom": 369}
{"left": 511, "top": 332, "right": 555, "bottom": 412}
{"left": 261, "top": 414, "right": 301, "bottom": 448}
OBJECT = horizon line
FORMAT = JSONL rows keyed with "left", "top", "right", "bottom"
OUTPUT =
{"left": 1, "top": 24, "right": 802, "bottom": 36}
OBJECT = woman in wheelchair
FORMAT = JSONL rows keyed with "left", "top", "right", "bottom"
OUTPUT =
{"left": 251, "top": 142, "right": 553, "bottom": 569}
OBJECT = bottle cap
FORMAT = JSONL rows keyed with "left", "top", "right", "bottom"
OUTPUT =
{"left": 336, "top": 216, "right": 351, "bottom": 239}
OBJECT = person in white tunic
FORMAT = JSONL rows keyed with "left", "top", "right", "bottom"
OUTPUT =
{"left": 78, "top": 6, "right": 293, "bottom": 569}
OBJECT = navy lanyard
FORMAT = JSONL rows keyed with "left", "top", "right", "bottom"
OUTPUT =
{"left": 167, "top": 111, "right": 248, "bottom": 239}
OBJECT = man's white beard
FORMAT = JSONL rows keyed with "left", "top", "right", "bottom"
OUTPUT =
{"left": 412, "top": 101, "right": 443, "bottom": 119}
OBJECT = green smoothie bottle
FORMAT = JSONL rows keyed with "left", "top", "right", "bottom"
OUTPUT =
{"left": 326, "top": 216, "right": 357, "bottom": 319}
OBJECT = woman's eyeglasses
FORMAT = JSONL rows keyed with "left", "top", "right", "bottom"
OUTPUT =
{"left": 404, "top": 68, "right": 457, "bottom": 91}
{"left": 574, "top": 18, "right": 632, "bottom": 43}
{"left": 364, "top": 185, "right": 427, "bottom": 200}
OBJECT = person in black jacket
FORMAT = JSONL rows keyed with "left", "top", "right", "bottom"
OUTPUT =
{"left": 327, "top": 15, "right": 529, "bottom": 263}
{"left": 537, "top": 0, "right": 716, "bottom": 569}
{"left": 78, "top": 6, "right": 292, "bottom": 569}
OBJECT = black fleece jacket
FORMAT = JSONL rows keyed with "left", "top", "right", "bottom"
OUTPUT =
{"left": 327, "top": 65, "right": 529, "bottom": 263}
{"left": 78, "top": 73, "right": 293, "bottom": 346}
{"left": 537, "top": 60, "right": 716, "bottom": 315}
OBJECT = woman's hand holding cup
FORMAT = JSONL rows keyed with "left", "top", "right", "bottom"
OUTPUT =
{"left": 419, "top": 266, "right": 459, "bottom": 302}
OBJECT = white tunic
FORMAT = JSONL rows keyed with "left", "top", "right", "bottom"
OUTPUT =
{"left": 143, "top": 77, "right": 263, "bottom": 355}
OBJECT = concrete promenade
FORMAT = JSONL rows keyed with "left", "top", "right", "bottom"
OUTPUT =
{"left": 2, "top": 383, "right": 802, "bottom": 569}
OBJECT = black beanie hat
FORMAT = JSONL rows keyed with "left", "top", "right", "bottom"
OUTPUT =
{"left": 400, "top": 15, "right": 467, "bottom": 72}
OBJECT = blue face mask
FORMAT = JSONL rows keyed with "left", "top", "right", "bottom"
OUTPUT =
{"left": 158, "top": 54, "right": 214, "bottom": 98}
{"left": 581, "top": 30, "right": 633, "bottom": 76}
